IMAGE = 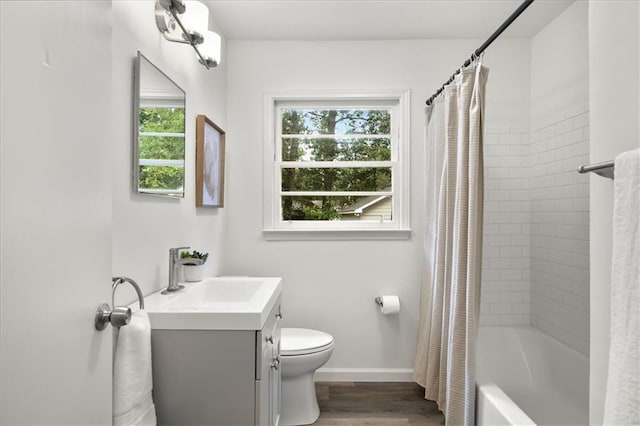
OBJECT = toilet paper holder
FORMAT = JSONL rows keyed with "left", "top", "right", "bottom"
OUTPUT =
{"left": 374, "top": 295, "right": 401, "bottom": 315}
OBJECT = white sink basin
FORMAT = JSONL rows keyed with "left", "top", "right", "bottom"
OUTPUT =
{"left": 143, "top": 276, "right": 282, "bottom": 330}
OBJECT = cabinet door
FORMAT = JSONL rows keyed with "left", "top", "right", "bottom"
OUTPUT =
{"left": 256, "top": 301, "right": 280, "bottom": 425}
{"left": 268, "top": 305, "right": 281, "bottom": 426}
{"left": 270, "top": 334, "right": 281, "bottom": 426}
{"left": 256, "top": 328, "right": 272, "bottom": 425}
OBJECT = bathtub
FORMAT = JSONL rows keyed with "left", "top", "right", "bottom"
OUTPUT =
{"left": 476, "top": 326, "right": 588, "bottom": 426}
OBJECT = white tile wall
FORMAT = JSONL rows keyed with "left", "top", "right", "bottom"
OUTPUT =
{"left": 480, "top": 106, "right": 590, "bottom": 357}
{"left": 529, "top": 105, "right": 590, "bottom": 355}
{"left": 480, "top": 127, "right": 531, "bottom": 326}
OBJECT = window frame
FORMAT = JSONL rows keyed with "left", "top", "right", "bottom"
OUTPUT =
{"left": 263, "top": 90, "right": 411, "bottom": 241}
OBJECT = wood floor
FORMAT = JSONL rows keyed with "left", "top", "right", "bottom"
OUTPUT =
{"left": 314, "top": 382, "right": 445, "bottom": 426}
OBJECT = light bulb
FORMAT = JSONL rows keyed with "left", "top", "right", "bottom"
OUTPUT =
{"left": 180, "top": 1, "right": 209, "bottom": 44}
{"left": 198, "top": 31, "right": 222, "bottom": 67}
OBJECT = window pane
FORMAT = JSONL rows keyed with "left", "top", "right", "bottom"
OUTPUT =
{"left": 281, "top": 109, "right": 390, "bottom": 135}
{"left": 282, "top": 168, "right": 392, "bottom": 192}
{"left": 282, "top": 137, "right": 391, "bottom": 162}
{"left": 139, "top": 165, "right": 184, "bottom": 191}
{"left": 139, "top": 107, "right": 185, "bottom": 133}
{"left": 281, "top": 195, "right": 393, "bottom": 221}
{"left": 139, "top": 135, "right": 185, "bottom": 160}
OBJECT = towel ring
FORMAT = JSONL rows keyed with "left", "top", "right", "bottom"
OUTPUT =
{"left": 112, "top": 276, "right": 145, "bottom": 310}
{"left": 94, "top": 277, "right": 145, "bottom": 331}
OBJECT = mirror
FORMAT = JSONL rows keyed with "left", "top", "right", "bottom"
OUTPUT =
{"left": 133, "top": 51, "right": 186, "bottom": 198}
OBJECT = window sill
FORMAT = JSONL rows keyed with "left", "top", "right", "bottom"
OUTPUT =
{"left": 262, "top": 228, "right": 412, "bottom": 241}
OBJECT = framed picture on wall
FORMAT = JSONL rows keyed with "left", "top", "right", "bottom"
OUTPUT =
{"left": 196, "top": 114, "right": 226, "bottom": 207}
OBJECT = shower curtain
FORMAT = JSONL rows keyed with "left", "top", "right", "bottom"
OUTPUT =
{"left": 414, "top": 62, "right": 488, "bottom": 426}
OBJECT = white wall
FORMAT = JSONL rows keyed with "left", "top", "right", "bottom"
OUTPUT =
{"left": 111, "top": 1, "right": 228, "bottom": 302}
{"left": 529, "top": 0, "right": 590, "bottom": 355}
{"left": 224, "top": 39, "right": 531, "bottom": 377}
{"left": 531, "top": 1, "right": 589, "bottom": 126}
{"left": 588, "top": 1, "right": 640, "bottom": 423}
{"left": 1, "top": 1, "right": 113, "bottom": 423}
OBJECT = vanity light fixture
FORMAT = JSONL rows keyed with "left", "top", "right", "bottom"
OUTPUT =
{"left": 198, "top": 31, "right": 222, "bottom": 67}
{"left": 155, "top": 0, "right": 222, "bottom": 69}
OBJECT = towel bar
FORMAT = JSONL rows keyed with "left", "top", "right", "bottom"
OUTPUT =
{"left": 94, "top": 277, "right": 145, "bottom": 331}
{"left": 577, "top": 160, "right": 614, "bottom": 179}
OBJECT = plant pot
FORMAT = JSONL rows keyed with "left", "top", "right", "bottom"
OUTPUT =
{"left": 183, "top": 264, "right": 205, "bottom": 282}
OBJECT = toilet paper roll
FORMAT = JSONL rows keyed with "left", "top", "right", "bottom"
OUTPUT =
{"left": 379, "top": 295, "right": 400, "bottom": 315}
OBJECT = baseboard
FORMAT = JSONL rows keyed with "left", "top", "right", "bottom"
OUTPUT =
{"left": 315, "top": 368, "right": 414, "bottom": 382}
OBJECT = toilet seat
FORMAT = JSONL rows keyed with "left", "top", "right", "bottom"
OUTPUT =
{"left": 281, "top": 328, "right": 334, "bottom": 356}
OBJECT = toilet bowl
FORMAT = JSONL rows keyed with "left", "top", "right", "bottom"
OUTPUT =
{"left": 280, "top": 328, "right": 334, "bottom": 426}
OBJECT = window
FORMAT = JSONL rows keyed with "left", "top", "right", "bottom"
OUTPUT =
{"left": 263, "top": 91, "right": 410, "bottom": 240}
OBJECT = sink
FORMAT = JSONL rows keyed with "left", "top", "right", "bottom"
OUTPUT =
{"left": 143, "top": 276, "right": 282, "bottom": 330}
{"left": 166, "top": 279, "right": 264, "bottom": 308}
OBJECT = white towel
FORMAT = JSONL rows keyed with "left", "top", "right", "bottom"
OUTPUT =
{"left": 113, "top": 310, "right": 157, "bottom": 426}
{"left": 604, "top": 148, "right": 640, "bottom": 426}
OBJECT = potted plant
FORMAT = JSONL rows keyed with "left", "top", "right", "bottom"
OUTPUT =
{"left": 181, "top": 250, "right": 209, "bottom": 282}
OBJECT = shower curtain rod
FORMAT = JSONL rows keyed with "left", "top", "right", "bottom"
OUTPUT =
{"left": 425, "top": 0, "right": 535, "bottom": 106}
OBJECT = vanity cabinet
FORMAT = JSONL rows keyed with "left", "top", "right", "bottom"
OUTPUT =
{"left": 151, "top": 298, "right": 282, "bottom": 425}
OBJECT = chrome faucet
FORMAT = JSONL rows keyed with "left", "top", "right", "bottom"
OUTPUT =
{"left": 162, "top": 246, "right": 204, "bottom": 294}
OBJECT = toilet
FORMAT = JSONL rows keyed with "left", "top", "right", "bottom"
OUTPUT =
{"left": 280, "top": 328, "right": 335, "bottom": 426}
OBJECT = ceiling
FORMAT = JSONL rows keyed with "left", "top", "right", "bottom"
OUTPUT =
{"left": 206, "top": 0, "right": 575, "bottom": 41}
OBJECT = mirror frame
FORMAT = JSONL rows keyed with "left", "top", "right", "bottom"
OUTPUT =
{"left": 133, "top": 51, "right": 187, "bottom": 198}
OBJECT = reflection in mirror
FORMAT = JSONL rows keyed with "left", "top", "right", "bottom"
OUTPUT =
{"left": 133, "top": 51, "right": 186, "bottom": 198}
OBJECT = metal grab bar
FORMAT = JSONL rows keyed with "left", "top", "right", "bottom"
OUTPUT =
{"left": 94, "top": 277, "right": 145, "bottom": 331}
{"left": 577, "top": 160, "right": 615, "bottom": 179}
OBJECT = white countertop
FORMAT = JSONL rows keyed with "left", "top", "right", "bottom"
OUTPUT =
{"left": 143, "top": 276, "right": 283, "bottom": 330}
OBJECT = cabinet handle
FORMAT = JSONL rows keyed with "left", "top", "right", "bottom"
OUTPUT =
{"left": 266, "top": 336, "right": 274, "bottom": 344}
{"left": 276, "top": 311, "right": 283, "bottom": 319}
{"left": 270, "top": 356, "right": 280, "bottom": 370}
